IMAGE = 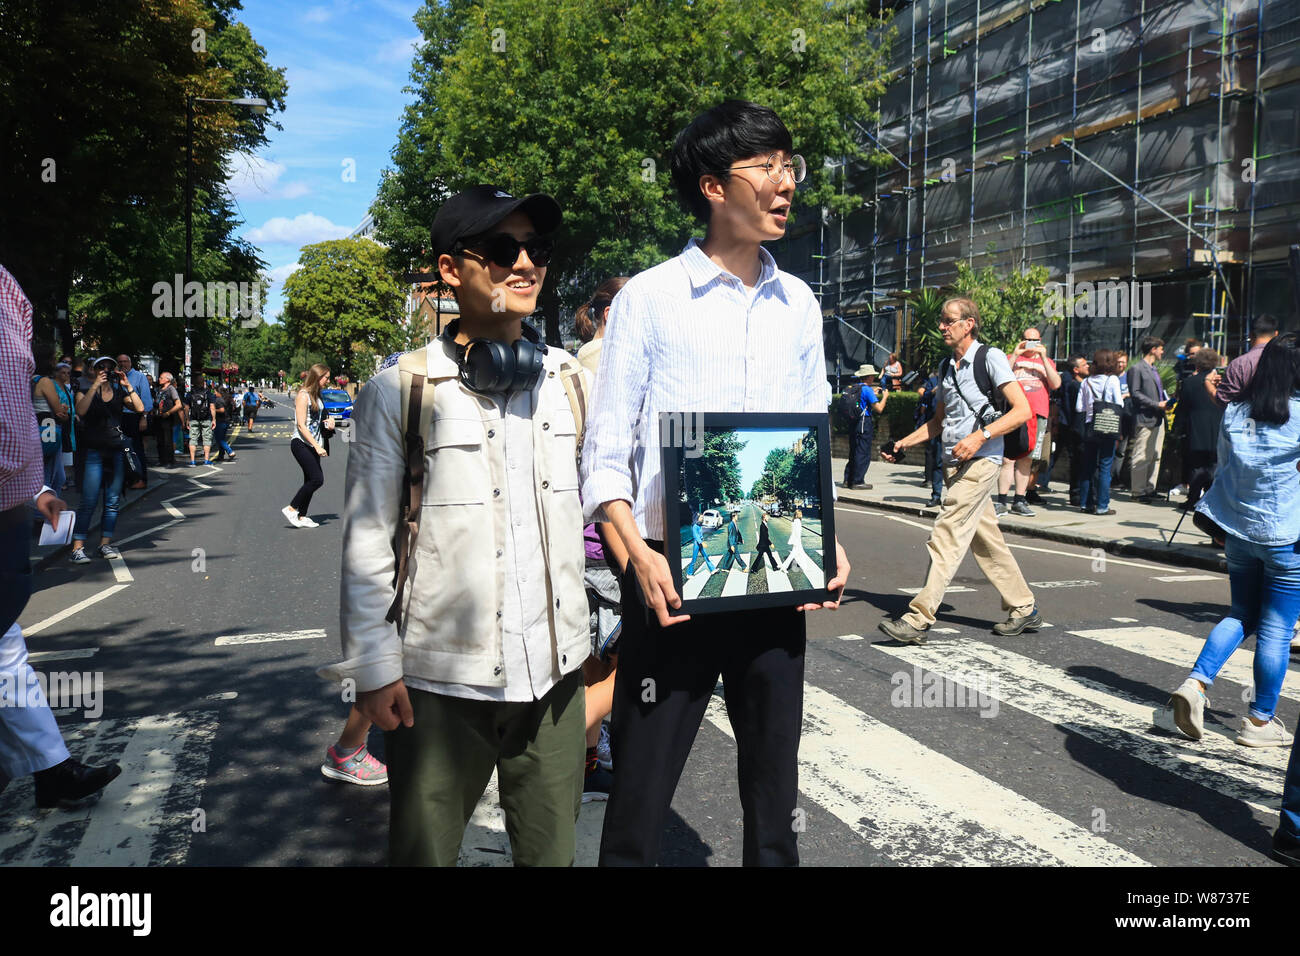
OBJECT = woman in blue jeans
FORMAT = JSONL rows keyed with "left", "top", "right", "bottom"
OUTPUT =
{"left": 1075, "top": 348, "right": 1123, "bottom": 515}
{"left": 1161, "top": 334, "right": 1300, "bottom": 761}
{"left": 70, "top": 358, "right": 144, "bottom": 564}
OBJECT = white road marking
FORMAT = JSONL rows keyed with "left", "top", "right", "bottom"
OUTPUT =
{"left": 1152, "top": 574, "right": 1222, "bottom": 583}
{"left": 873, "top": 640, "right": 1283, "bottom": 814}
{"left": 1068, "top": 626, "right": 1300, "bottom": 706}
{"left": 26, "top": 647, "right": 99, "bottom": 663}
{"left": 204, "top": 692, "right": 238, "bottom": 701}
{"left": 0, "top": 711, "right": 217, "bottom": 866}
{"left": 932, "top": 627, "right": 961, "bottom": 634}
{"left": 681, "top": 567, "right": 712, "bottom": 600}
{"left": 1112, "top": 617, "right": 1138, "bottom": 623}
{"left": 112, "top": 518, "right": 182, "bottom": 548}
{"left": 105, "top": 553, "right": 133, "bottom": 584}
{"left": 766, "top": 568, "right": 793, "bottom": 592}
{"left": 705, "top": 687, "right": 1145, "bottom": 866}
{"left": 1029, "top": 580, "right": 1099, "bottom": 589}
{"left": 899, "top": 585, "right": 976, "bottom": 595}
{"left": 22, "top": 585, "right": 131, "bottom": 636}
{"left": 721, "top": 562, "right": 751, "bottom": 597}
{"left": 213, "top": 629, "right": 326, "bottom": 646}
{"left": 835, "top": 634, "right": 864, "bottom": 641}
{"left": 792, "top": 549, "right": 825, "bottom": 588}
{"left": 835, "top": 506, "right": 1178, "bottom": 571}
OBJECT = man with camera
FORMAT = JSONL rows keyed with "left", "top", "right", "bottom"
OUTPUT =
{"left": 840, "top": 363, "right": 887, "bottom": 491}
{"left": 995, "top": 327, "right": 1060, "bottom": 516}
{"left": 879, "top": 297, "right": 1039, "bottom": 643}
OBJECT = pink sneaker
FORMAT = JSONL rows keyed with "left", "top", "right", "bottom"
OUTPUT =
{"left": 321, "top": 744, "right": 388, "bottom": 786}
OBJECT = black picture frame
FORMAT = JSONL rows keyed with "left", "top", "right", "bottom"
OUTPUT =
{"left": 659, "top": 411, "right": 837, "bottom": 615}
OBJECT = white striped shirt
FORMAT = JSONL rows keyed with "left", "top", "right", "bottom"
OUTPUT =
{"left": 581, "top": 238, "right": 829, "bottom": 541}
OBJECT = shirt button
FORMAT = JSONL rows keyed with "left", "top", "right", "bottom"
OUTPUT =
{"left": 496, "top": 609, "right": 503, "bottom": 618}
{"left": 496, "top": 548, "right": 503, "bottom": 558}
{"left": 493, "top": 488, "right": 500, "bottom": 497}
{"left": 487, "top": 429, "right": 495, "bottom": 438}
{"left": 555, "top": 598, "right": 560, "bottom": 608}
{"left": 542, "top": 422, "right": 549, "bottom": 431}
{"left": 542, "top": 480, "right": 549, "bottom": 489}
{"left": 494, "top": 665, "right": 502, "bottom": 675}
{"left": 561, "top": 654, "right": 567, "bottom": 666}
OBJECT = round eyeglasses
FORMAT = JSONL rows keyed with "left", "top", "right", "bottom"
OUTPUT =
{"left": 728, "top": 153, "right": 807, "bottom": 185}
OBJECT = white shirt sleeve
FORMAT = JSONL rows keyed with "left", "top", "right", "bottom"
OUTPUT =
{"left": 984, "top": 346, "right": 1016, "bottom": 388}
{"left": 580, "top": 284, "right": 651, "bottom": 524}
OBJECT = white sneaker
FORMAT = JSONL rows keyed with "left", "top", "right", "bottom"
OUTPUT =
{"left": 1170, "top": 484, "right": 1189, "bottom": 497}
{"left": 596, "top": 722, "right": 613, "bottom": 772}
{"left": 1236, "top": 716, "right": 1293, "bottom": 748}
{"left": 281, "top": 505, "right": 301, "bottom": 527}
{"left": 297, "top": 515, "right": 319, "bottom": 528}
{"left": 1167, "top": 678, "right": 1207, "bottom": 740}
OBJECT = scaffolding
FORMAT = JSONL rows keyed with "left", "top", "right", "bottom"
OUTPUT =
{"left": 780, "top": 0, "right": 1300, "bottom": 373}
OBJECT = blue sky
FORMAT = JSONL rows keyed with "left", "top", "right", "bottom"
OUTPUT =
{"left": 225, "top": 0, "right": 425, "bottom": 319}
{"left": 733, "top": 428, "right": 814, "bottom": 492}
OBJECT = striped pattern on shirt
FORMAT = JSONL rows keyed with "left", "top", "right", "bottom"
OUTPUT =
{"left": 580, "top": 238, "right": 829, "bottom": 541}
{"left": 0, "top": 265, "right": 42, "bottom": 511}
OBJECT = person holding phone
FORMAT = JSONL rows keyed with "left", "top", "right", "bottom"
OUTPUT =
{"left": 996, "top": 327, "right": 1059, "bottom": 517}
{"left": 70, "top": 357, "right": 144, "bottom": 563}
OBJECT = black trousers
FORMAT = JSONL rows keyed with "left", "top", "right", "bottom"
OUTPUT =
{"left": 598, "top": 544, "right": 806, "bottom": 867}
{"left": 844, "top": 419, "right": 874, "bottom": 486}
{"left": 754, "top": 542, "right": 779, "bottom": 570}
{"left": 1059, "top": 430, "right": 1084, "bottom": 502}
{"left": 289, "top": 438, "right": 324, "bottom": 514}
{"left": 122, "top": 412, "right": 148, "bottom": 483}
{"left": 154, "top": 413, "right": 175, "bottom": 466}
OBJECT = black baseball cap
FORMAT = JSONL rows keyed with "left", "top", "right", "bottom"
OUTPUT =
{"left": 430, "top": 185, "right": 562, "bottom": 256}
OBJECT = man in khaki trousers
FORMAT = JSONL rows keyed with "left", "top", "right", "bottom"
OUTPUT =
{"left": 879, "top": 297, "right": 1040, "bottom": 643}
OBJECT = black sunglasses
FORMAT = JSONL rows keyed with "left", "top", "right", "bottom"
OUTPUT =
{"left": 455, "top": 233, "right": 554, "bottom": 269}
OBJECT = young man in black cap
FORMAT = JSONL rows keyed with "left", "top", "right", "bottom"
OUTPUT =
{"left": 581, "top": 101, "right": 851, "bottom": 866}
{"left": 327, "top": 186, "right": 591, "bottom": 866}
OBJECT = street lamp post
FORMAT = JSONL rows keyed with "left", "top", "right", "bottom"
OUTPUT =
{"left": 184, "top": 95, "right": 267, "bottom": 386}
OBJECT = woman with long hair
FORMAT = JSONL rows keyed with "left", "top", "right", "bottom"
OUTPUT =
{"left": 1076, "top": 348, "right": 1123, "bottom": 515}
{"left": 211, "top": 384, "right": 238, "bottom": 463}
{"left": 574, "top": 276, "right": 629, "bottom": 375}
{"left": 282, "top": 364, "right": 334, "bottom": 528}
{"left": 30, "top": 341, "right": 68, "bottom": 492}
{"left": 1161, "top": 332, "right": 1300, "bottom": 753}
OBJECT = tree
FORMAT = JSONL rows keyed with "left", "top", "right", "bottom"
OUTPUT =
{"left": 282, "top": 239, "right": 406, "bottom": 378}
{"left": 374, "top": 0, "right": 892, "bottom": 343}
{"left": 231, "top": 318, "right": 292, "bottom": 381}
{"left": 0, "top": 0, "right": 287, "bottom": 356}
{"left": 683, "top": 429, "right": 746, "bottom": 512}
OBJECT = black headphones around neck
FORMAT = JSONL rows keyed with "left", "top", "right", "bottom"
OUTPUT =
{"left": 438, "top": 319, "right": 547, "bottom": 395}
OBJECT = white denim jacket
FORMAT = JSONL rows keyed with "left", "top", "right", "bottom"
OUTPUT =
{"left": 323, "top": 339, "right": 589, "bottom": 693}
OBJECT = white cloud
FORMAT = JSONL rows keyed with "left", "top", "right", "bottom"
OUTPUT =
{"left": 303, "top": 6, "right": 333, "bottom": 23}
{"left": 377, "top": 34, "right": 422, "bottom": 63}
{"left": 268, "top": 262, "right": 303, "bottom": 285}
{"left": 226, "top": 153, "right": 311, "bottom": 202}
{"left": 246, "top": 213, "right": 351, "bottom": 246}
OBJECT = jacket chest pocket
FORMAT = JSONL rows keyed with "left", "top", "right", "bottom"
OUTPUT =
{"left": 544, "top": 407, "right": 580, "bottom": 492}
{"left": 425, "top": 417, "right": 488, "bottom": 504}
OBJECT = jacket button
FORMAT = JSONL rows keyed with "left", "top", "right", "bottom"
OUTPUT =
{"left": 493, "top": 488, "right": 500, "bottom": 497}
{"left": 542, "top": 421, "right": 549, "bottom": 430}
{"left": 493, "top": 666, "right": 502, "bottom": 675}
{"left": 496, "top": 548, "right": 503, "bottom": 558}
{"left": 542, "top": 480, "right": 549, "bottom": 489}
{"left": 487, "top": 429, "right": 495, "bottom": 438}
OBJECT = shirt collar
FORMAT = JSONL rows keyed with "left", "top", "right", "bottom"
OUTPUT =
{"left": 955, "top": 340, "right": 983, "bottom": 368}
{"left": 680, "top": 237, "right": 780, "bottom": 293}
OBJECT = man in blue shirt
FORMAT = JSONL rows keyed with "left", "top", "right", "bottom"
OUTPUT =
{"left": 685, "top": 513, "right": 715, "bottom": 577}
{"left": 116, "top": 353, "right": 153, "bottom": 488}
{"left": 843, "top": 364, "right": 887, "bottom": 490}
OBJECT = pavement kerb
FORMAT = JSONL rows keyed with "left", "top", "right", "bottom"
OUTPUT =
{"left": 31, "top": 469, "right": 182, "bottom": 574}
{"left": 835, "top": 489, "right": 1229, "bottom": 574}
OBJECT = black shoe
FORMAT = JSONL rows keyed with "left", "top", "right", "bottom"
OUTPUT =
{"left": 1271, "top": 830, "right": 1300, "bottom": 867}
{"left": 582, "top": 766, "right": 614, "bottom": 804}
{"left": 33, "top": 757, "right": 122, "bottom": 809}
{"left": 926, "top": 495, "right": 942, "bottom": 508}
{"left": 1025, "top": 489, "right": 1044, "bottom": 504}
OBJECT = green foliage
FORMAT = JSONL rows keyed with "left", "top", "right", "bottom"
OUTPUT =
{"left": 0, "top": 0, "right": 287, "bottom": 359}
{"left": 749, "top": 431, "right": 819, "bottom": 502}
{"left": 231, "top": 319, "right": 292, "bottom": 381}
{"left": 883, "top": 390, "right": 919, "bottom": 437}
{"left": 282, "top": 239, "right": 407, "bottom": 378}
{"left": 951, "top": 261, "right": 1057, "bottom": 355}
{"left": 375, "top": 0, "right": 892, "bottom": 341}
{"left": 904, "top": 288, "right": 947, "bottom": 378}
{"left": 683, "top": 429, "right": 747, "bottom": 511}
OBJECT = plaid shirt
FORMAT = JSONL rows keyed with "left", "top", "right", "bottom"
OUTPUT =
{"left": 0, "top": 265, "right": 44, "bottom": 511}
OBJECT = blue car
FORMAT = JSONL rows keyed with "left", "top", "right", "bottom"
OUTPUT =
{"left": 320, "top": 388, "right": 354, "bottom": 424}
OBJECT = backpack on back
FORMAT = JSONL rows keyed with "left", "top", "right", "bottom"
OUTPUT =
{"left": 939, "top": 346, "right": 1032, "bottom": 460}
{"left": 188, "top": 389, "right": 211, "bottom": 421}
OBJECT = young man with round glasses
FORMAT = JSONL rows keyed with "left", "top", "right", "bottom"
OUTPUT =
{"left": 581, "top": 100, "right": 851, "bottom": 867}
{"left": 329, "top": 185, "right": 590, "bottom": 866}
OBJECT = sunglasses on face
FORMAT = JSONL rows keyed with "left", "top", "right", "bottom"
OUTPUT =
{"left": 455, "top": 234, "right": 553, "bottom": 269}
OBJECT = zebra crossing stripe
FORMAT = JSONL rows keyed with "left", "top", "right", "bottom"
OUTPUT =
{"left": 705, "top": 687, "right": 1146, "bottom": 866}
{"left": 721, "top": 564, "right": 750, "bottom": 597}
{"left": 0, "top": 711, "right": 217, "bottom": 866}
{"left": 872, "top": 640, "right": 1283, "bottom": 814}
{"left": 1068, "top": 626, "right": 1300, "bottom": 706}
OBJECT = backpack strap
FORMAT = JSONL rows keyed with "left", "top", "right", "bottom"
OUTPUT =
{"left": 386, "top": 348, "right": 446, "bottom": 629}
{"left": 556, "top": 357, "right": 588, "bottom": 467}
